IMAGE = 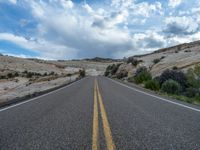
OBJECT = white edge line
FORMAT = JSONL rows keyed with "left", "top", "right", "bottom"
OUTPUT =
{"left": 108, "top": 78, "right": 200, "bottom": 113}
{"left": 0, "top": 78, "right": 85, "bottom": 112}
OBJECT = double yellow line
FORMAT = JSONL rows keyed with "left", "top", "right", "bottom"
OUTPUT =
{"left": 92, "top": 79, "right": 116, "bottom": 150}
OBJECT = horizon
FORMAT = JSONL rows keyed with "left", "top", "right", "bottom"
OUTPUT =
{"left": 0, "top": 0, "right": 199, "bottom": 60}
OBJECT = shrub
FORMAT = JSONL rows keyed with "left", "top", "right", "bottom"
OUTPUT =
{"left": 104, "top": 70, "right": 110, "bottom": 76}
{"left": 104, "top": 64, "right": 121, "bottom": 76}
{"left": 0, "top": 75, "right": 6, "bottom": 79}
{"left": 127, "top": 76, "right": 134, "bottom": 82}
{"left": 49, "top": 71, "right": 55, "bottom": 75}
{"left": 184, "top": 50, "right": 191, "bottom": 52}
{"left": 116, "top": 70, "right": 128, "bottom": 79}
{"left": 7, "top": 73, "right": 13, "bottom": 78}
{"left": 145, "top": 80, "right": 160, "bottom": 91}
{"left": 110, "top": 64, "right": 120, "bottom": 75}
{"left": 161, "top": 79, "right": 181, "bottom": 94}
{"left": 127, "top": 57, "right": 142, "bottom": 66}
{"left": 134, "top": 67, "right": 152, "bottom": 84}
{"left": 185, "top": 87, "right": 199, "bottom": 98}
{"left": 161, "top": 56, "right": 165, "bottom": 59}
{"left": 26, "top": 72, "right": 33, "bottom": 78}
{"left": 153, "top": 58, "right": 160, "bottom": 64}
{"left": 79, "top": 69, "right": 85, "bottom": 77}
{"left": 195, "top": 96, "right": 200, "bottom": 104}
{"left": 186, "top": 66, "right": 200, "bottom": 88}
{"left": 66, "top": 73, "right": 72, "bottom": 77}
{"left": 172, "top": 66, "right": 178, "bottom": 70}
{"left": 23, "top": 70, "right": 28, "bottom": 74}
{"left": 194, "top": 64, "right": 200, "bottom": 77}
{"left": 135, "top": 66, "right": 148, "bottom": 76}
{"left": 159, "top": 69, "right": 187, "bottom": 89}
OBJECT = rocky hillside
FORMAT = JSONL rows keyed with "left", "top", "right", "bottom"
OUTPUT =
{"left": 0, "top": 55, "right": 117, "bottom": 103}
{"left": 116, "top": 40, "right": 200, "bottom": 78}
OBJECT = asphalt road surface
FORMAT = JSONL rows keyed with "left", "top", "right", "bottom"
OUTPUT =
{"left": 0, "top": 76, "right": 200, "bottom": 150}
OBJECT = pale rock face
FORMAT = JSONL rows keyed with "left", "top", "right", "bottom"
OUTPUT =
{"left": 118, "top": 40, "right": 200, "bottom": 77}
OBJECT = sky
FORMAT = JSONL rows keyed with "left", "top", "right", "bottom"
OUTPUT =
{"left": 0, "top": 0, "right": 199, "bottom": 60}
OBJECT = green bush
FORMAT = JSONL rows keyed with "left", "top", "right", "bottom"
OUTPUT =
{"left": 135, "top": 66, "right": 147, "bottom": 76}
{"left": 159, "top": 69, "right": 187, "bottom": 89}
{"left": 104, "top": 63, "right": 121, "bottom": 76}
{"left": 161, "top": 79, "right": 181, "bottom": 94}
{"left": 185, "top": 87, "right": 198, "bottom": 98}
{"left": 186, "top": 65, "right": 200, "bottom": 88}
{"left": 134, "top": 67, "right": 152, "bottom": 84}
{"left": 104, "top": 70, "right": 110, "bottom": 76}
{"left": 111, "top": 64, "right": 120, "bottom": 75}
{"left": 144, "top": 80, "right": 160, "bottom": 91}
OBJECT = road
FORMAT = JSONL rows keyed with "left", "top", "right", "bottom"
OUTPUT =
{"left": 0, "top": 76, "right": 200, "bottom": 150}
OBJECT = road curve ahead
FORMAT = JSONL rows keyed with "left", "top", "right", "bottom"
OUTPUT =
{"left": 0, "top": 76, "right": 200, "bottom": 150}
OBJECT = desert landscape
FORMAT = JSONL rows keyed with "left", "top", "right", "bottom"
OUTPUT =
{"left": 115, "top": 40, "right": 200, "bottom": 77}
{"left": 0, "top": 55, "right": 117, "bottom": 105}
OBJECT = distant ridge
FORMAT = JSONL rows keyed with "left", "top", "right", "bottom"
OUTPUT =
{"left": 83, "top": 57, "right": 122, "bottom": 62}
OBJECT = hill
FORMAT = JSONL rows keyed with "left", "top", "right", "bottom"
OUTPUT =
{"left": 0, "top": 55, "right": 117, "bottom": 104}
{"left": 117, "top": 40, "right": 200, "bottom": 77}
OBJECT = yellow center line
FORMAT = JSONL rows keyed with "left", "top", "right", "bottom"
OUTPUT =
{"left": 96, "top": 80, "right": 116, "bottom": 150}
{"left": 92, "top": 79, "right": 99, "bottom": 150}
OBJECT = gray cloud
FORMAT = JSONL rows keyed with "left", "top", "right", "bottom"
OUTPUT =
{"left": 163, "top": 16, "right": 200, "bottom": 36}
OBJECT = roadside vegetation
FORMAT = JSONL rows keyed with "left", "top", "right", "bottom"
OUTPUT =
{"left": 126, "top": 57, "right": 143, "bottom": 66}
{"left": 79, "top": 69, "right": 86, "bottom": 78}
{"left": 104, "top": 63, "right": 122, "bottom": 77}
{"left": 104, "top": 63, "right": 200, "bottom": 105}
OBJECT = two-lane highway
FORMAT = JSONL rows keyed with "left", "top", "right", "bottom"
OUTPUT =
{"left": 0, "top": 76, "right": 200, "bottom": 150}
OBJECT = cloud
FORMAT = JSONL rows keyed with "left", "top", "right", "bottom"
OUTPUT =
{"left": 130, "top": 2, "right": 163, "bottom": 17}
{"left": 0, "top": 0, "right": 199, "bottom": 59}
{"left": 0, "top": 0, "right": 17, "bottom": 4}
{"left": 9, "top": 0, "right": 17, "bottom": 4}
{"left": 23, "top": 0, "right": 136, "bottom": 58}
{"left": 168, "top": 0, "right": 182, "bottom": 8}
{"left": 92, "top": 10, "right": 129, "bottom": 28}
{"left": 0, "top": 33, "right": 78, "bottom": 59}
{"left": 164, "top": 16, "right": 199, "bottom": 36}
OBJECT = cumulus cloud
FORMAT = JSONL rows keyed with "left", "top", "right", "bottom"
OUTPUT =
{"left": 92, "top": 10, "right": 129, "bottom": 28}
{"left": 168, "top": 0, "right": 182, "bottom": 8}
{"left": 164, "top": 16, "right": 199, "bottom": 36}
{"left": 0, "top": 33, "right": 78, "bottom": 59}
{"left": 130, "top": 2, "right": 163, "bottom": 17}
{"left": 0, "top": 0, "right": 199, "bottom": 59}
